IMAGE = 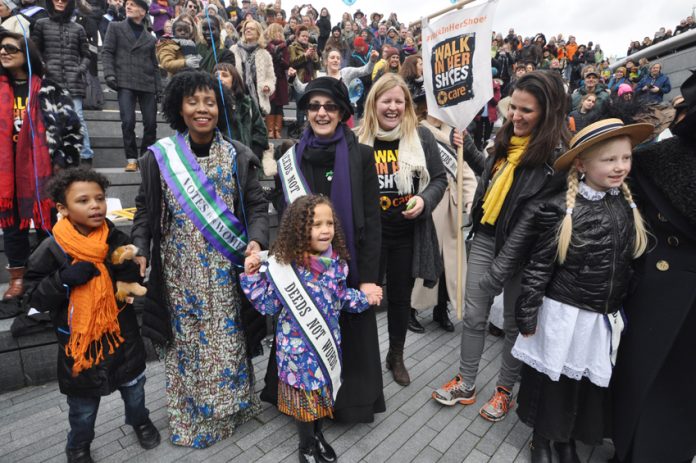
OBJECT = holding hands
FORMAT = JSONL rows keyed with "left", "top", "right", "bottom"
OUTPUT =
{"left": 359, "top": 283, "right": 383, "bottom": 306}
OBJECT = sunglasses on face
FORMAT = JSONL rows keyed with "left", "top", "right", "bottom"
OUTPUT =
{"left": 307, "top": 102, "right": 340, "bottom": 113}
{"left": 0, "top": 44, "right": 21, "bottom": 54}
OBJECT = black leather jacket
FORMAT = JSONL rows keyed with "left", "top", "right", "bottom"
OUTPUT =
{"left": 464, "top": 134, "right": 558, "bottom": 255}
{"left": 515, "top": 187, "right": 636, "bottom": 335}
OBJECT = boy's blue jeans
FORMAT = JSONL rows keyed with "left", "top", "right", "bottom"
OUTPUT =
{"left": 66, "top": 375, "right": 149, "bottom": 449}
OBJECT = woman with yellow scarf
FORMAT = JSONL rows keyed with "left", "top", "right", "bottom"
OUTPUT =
{"left": 432, "top": 71, "right": 570, "bottom": 423}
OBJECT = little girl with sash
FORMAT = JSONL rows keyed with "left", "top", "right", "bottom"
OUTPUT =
{"left": 240, "top": 195, "right": 370, "bottom": 463}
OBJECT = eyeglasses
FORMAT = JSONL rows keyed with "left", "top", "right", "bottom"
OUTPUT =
{"left": 306, "top": 102, "right": 340, "bottom": 113}
{"left": 0, "top": 44, "right": 21, "bottom": 54}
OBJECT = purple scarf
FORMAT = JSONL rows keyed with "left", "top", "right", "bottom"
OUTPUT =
{"left": 296, "top": 125, "right": 359, "bottom": 286}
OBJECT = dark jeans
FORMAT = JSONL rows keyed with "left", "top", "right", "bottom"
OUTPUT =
{"left": 2, "top": 206, "right": 51, "bottom": 267}
{"left": 378, "top": 226, "right": 415, "bottom": 343}
{"left": 66, "top": 375, "right": 149, "bottom": 449}
{"left": 117, "top": 88, "right": 157, "bottom": 161}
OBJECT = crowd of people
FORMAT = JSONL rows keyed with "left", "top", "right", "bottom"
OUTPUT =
{"left": 0, "top": 1, "right": 695, "bottom": 463}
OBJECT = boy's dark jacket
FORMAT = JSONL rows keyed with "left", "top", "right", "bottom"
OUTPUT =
{"left": 23, "top": 220, "right": 146, "bottom": 397}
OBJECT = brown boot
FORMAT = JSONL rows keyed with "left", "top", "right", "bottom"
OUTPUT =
{"left": 386, "top": 338, "right": 411, "bottom": 386}
{"left": 3, "top": 266, "right": 26, "bottom": 301}
{"left": 265, "top": 115, "right": 275, "bottom": 139}
{"left": 271, "top": 114, "right": 281, "bottom": 139}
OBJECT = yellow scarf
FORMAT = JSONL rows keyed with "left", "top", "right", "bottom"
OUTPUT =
{"left": 53, "top": 218, "right": 123, "bottom": 377}
{"left": 480, "top": 135, "right": 529, "bottom": 225}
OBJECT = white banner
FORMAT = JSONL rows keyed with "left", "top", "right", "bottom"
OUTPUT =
{"left": 422, "top": 0, "right": 498, "bottom": 131}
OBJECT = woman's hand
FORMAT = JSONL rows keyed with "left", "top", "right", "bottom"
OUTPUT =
{"left": 134, "top": 256, "right": 147, "bottom": 278}
{"left": 287, "top": 67, "right": 297, "bottom": 78}
{"left": 521, "top": 330, "right": 536, "bottom": 338}
{"left": 245, "top": 240, "right": 262, "bottom": 256}
{"left": 402, "top": 195, "right": 424, "bottom": 220}
{"left": 452, "top": 129, "right": 464, "bottom": 148}
{"left": 262, "top": 85, "right": 271, "bottom": 94}
{"left": 359, "top": 283, "right": 383, "bottom": 306}
{"left": 369, "top": 50, "right": 380, "bottom": 62}
{"left": 244, "top": 254, "right": 261, "bottom": 274}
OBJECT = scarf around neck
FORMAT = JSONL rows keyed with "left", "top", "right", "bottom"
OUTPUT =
{"left": 362, "top": 124, "right": 429, "bottom": 195}
{"left": 480, "top": 135, "right": 529, "bottom": 225}
{"left": 53, "top": 218, "right": 123, "bottom": 377}
{"left": 237, "top": 43, "right": 260, "bottom": 108}
{"left": 296, "top": 125, "right": 358, "bottom": 285}
{"left": 0, "top": 75, "right": 53, "bottom": 231}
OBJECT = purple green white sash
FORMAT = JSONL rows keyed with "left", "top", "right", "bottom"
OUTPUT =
{"left": 149, "top": 133, "right": 248, "bottom": 266}
{"left": 277, "top": 146, "right": 311, "bottom": 204}
{"left": 266, "top": 254, "right": 342, "bottom": 400}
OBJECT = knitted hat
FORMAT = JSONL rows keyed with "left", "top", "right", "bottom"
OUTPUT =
{"left": 331, "top": 25, "right": 341, "bottom": 34}
{"left": 353, "top": 36, "right": 367, "bottom": 51}
{"left": 384, "top": 46, "right": 399, "bottom": 59}
{"left": 617, "top": 84, "right": 633, "bottom": 97}
{"left": 353, "top": 9, "right": 364, "bottom": 19}
{"left": 297, "top": 77, "right": 354, "bottom": 122}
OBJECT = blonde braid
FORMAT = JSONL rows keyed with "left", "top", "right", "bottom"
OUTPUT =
{"left": 556, "top": 166, "right": 579, "bottom": 264}
{"left": 620, "top": 183, "right": 649, "bottom": 258}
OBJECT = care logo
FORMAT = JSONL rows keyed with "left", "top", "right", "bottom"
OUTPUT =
{"left": 430, "top": 33, "right": 476, "bottom": 108}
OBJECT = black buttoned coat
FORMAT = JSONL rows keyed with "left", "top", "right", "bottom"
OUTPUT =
{"left": 611, "top": 136, "right": 696, "bottom": 463}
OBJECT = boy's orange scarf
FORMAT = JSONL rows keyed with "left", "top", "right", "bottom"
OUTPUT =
{"left": 53, "top": 218, "right": 123, "bottom": 377}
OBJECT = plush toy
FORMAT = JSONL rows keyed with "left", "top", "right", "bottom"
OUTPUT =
{"left": 110, "top": 245, "right": 147, "bottom": 302}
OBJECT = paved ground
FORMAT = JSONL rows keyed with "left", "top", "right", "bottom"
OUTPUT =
{"left": 0, "top": 307, "right": 616, "bottom": 463}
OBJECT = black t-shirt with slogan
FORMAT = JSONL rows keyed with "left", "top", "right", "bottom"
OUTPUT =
{"left": 12, "top": 79, "right": 28, "bottom": 147}
{"left": 373, "top": 138, "right": 418, "bottom": 235}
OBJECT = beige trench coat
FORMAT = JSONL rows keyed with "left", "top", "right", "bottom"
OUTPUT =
{"left": 411, "top": 121, "right": 478, "bottom": 311}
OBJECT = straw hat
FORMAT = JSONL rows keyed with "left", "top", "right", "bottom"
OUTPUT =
{"left": 553, "top": 118, "right": 653, "bottom": 171}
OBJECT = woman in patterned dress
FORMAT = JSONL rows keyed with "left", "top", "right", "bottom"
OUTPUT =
{"left": 131, "top": 71, "right": 269, "bottom": 448}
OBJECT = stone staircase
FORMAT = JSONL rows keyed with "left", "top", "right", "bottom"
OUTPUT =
{"left": 0, "top": 68, "right": 294, "bottom": 392}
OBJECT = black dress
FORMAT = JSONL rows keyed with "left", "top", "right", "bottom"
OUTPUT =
{"left": 261, "top": 128, "right": 385, "bottom": 423}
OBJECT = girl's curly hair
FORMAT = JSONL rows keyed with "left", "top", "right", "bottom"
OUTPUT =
{"left": 271, "top": 195, "right": 350, "bottom": 266}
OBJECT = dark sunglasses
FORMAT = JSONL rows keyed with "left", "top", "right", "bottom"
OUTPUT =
{"left": 0, "top": 44, "right": 21, "bottom": 55}
{"left": 306, "top": 102, "right": 340, "bottom": 113}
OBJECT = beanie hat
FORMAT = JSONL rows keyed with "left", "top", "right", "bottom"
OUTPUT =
{"left": 353, "top": 36, "right": 367, "bottom": 50}
{"left": 617, "top": 83, "right": 633, "bottom": 97}
{"left": 384, "top": 46, "right": 399, "bottom": 59}
{"left": 331, "top": 25, "right": 341, "bottom": 34}
{"left": 131, "top": 0, "right": 149, "bottom": 12}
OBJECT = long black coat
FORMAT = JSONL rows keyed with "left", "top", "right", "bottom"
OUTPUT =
{"left": 31, "top": 0, "right": 90, "bottom": 98}
{"left": 23, "top": 221, "right": 146, "bottom": 397}
{"left": 611, "top": 136, "right": 696, "bottom": 463}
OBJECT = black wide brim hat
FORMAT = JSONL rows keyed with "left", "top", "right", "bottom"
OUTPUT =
{"left": 297, "top": 77, "right": 354, "bottom": 122}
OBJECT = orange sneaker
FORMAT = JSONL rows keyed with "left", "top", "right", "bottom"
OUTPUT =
{"left": 432, "top": 374, "right": 476, "bottom": 406}
{"left": 479, "top": 385, "right": 515, "bottom": 422}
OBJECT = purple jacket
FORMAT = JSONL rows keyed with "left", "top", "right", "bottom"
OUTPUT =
{"left": 148, "top": 1, "right": 174, "bottom": 34}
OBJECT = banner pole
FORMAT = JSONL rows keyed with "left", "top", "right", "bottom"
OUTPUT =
{"left": 409, "top": 0, "right": 478, "bottom": 27}
{"left": 456, "top": 143, "right": 464, "bottom": 320}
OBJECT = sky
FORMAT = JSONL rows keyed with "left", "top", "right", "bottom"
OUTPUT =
{"left": 309, "top": 0, "right": 694, "bottom": 59}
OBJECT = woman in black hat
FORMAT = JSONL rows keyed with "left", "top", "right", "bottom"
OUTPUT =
{"left": 262, "top": 76, "right": 386, "bottom": 427}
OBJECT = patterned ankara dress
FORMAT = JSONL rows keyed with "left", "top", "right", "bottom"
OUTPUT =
{"left": 160, "top": 137, "right": 260, "bottom": 448}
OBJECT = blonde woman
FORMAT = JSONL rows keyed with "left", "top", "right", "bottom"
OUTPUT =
{"left": 264, "top": 22, "right": 289, "bottom": 137}
{"left": 357, "top": 74, "right": 447, "bottom": 386}
{"left": 230, "top": 19, "right": 275, "bottom": 115}
{"left": 495, "top": 119, "right": 652, "bottom": 461}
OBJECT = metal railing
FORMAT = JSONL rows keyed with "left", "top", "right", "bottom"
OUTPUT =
{"left": 610, "top": 28, "right": 696, "bottom": 70}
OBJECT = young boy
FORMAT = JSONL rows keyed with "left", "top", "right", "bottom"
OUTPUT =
{"left": 23, "top": 169, "right": 160, "bottom": 463}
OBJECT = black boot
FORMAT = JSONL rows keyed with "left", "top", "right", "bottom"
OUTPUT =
{"left": 408, "top": 309, "right": 425, "bottom": 333}
{"left": 554, "top": 439, "right": 581, "bottom": 463}
{"left": 433, "top": 303, "right": 454, "bottom": 332}
{"left": 530, "top": 433, "right": 552, "bottom": 463}
{"left": 314, "top": 419, "right": 337, "bottom": 462}
{"left": 65, "top": 446, "right": 94, "bottom": 463}
{"left": 133, "top": 418, "right": 161, "bottom": 449}
{"left": 386, "top": 338, "right": 411, "bottom": 386}
{"left": 297, "top": 420, "right": 320, "bottom": 463}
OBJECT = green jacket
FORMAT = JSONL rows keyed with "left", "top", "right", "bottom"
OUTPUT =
{"left": 229, "top": 93, "right": 268, "bottom": 158}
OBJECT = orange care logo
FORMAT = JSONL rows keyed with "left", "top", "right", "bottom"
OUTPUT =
{"left": 431, "top": 33, "right": 475, "bottom": 108}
